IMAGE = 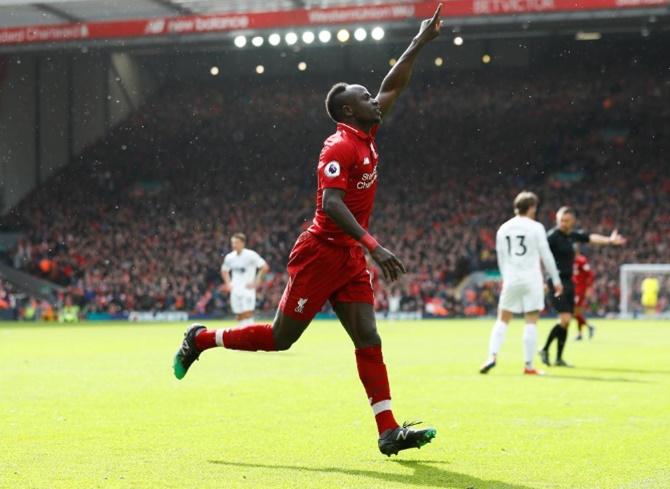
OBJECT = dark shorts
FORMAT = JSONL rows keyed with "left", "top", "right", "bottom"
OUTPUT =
{"left": 279, "top": 231, "right": 374, "bottom": 321}
{"left": 549, "top": 279, "right": 575, "bottom": 314}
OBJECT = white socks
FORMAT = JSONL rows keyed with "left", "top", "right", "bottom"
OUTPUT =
{"left": 488, "top": 320, "right": 508, "bottom": 361}
{"left": 215, "top": 329, "right": 225, "bottom": 346}
{"left": 523, "top": 323, "right": 537, "bottom": 367}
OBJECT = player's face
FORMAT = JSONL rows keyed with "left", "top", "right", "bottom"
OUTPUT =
{"left": 347, "top": 85, "right": 382, "bottom": 124}
{"left": 231, "top": 237, "right": 244, "bottom": 252}
{"left": 558, "top": 212, "right": 575, "bottom": 233}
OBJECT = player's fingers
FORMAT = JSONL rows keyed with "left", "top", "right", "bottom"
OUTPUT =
{"left": 385, "top": 260, "right": 398, "bottom": 281}
{"left": 390, "top": 261, "right": 402, "bottom": 279}
{"left": 431, "top": 3, "right": 443, "bottom": 23}
{"left": 394, "top": 256, "right": 407, "bottom": 274}
{"left": 383, "top": 261, "right": 395, "bottom": 281}
{"left": 379, "top": 262, "right": 391, "bottom": 281}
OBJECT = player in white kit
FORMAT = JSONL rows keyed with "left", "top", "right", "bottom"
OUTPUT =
{"left": 221, "top": 233, "right": 270, "bottom": 325}
{"left": 479, "top": 191, "right": 563, "bottom": 375}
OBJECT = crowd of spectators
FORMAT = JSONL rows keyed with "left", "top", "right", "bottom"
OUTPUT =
{"left": 0, "top": 279, "right": 56, "bottom": 320}
{"left": 2, "top": 63, "right": 668, "bottom": 318}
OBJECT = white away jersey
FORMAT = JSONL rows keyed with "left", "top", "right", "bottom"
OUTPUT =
{"left": 496, "top": 216, "right": 560, "bottom": 286}
{"left": 221, "top": 249, "right": 267, "bottom": 289}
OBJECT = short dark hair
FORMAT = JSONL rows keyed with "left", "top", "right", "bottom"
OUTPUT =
{"left": 556, "top": 206, "right": 575, "bottom": 218}
{"left": 513, "top": 191, "right": 539, "bottom": 215}
{"left": 231, "top": 232, "right": 246, "bottom": 242}
{"left": 325, "top": 82, "right": 349, "bottom": 122}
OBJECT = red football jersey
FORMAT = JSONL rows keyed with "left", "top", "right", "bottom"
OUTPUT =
{"left": 573, "top": 254, "right": 594, "bottom": 289}
{"left": 308, "top": 123, "right": 380, "bottom": 247}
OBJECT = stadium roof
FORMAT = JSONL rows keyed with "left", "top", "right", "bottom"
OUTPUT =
{"left": 0, "top": 0, "right": 667, "bottom": 51}
{"left": 0, "top": 0, "right": 415, "bottom": 28}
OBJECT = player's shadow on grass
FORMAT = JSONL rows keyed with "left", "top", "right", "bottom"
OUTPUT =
{"left": 578, "top": 366, "right": 670, "bottom": 375}
{"left": 209, "top": 459, "right": 538, "bottom": 489}
{"left": 544, "top": 374, "right": 652, "bottom": 384}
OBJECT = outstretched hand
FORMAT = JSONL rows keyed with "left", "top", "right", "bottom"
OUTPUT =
{"left": 609, "top": 229, "right": 626, "bottom": 246}
{"left": 415, "top": 3, "right": 443, "bottom": 44}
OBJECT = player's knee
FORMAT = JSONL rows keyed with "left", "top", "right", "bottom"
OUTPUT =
{"left": 356, "top": 328, "right": 381, "bottom": 349}
{"left": 271, "top": 317, "right": 304, "bottom": 351}
{"left": 271, "top": 328, "right": 296, "bottom": 351}
{"left": 273, "top": 338, "right": 294, "bottom": 351}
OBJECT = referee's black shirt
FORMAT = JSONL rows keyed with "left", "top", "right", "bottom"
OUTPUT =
{"left": 546, "top": 227, "right": 590, "bottom": 280}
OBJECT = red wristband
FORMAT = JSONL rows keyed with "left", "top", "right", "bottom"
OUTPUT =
{"left": 360, "top": 232, "right": 379, "bottom": 252}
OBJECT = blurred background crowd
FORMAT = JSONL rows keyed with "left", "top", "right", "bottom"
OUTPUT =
{"left": 2, "top": 63, "right": 668, "bottom": 319}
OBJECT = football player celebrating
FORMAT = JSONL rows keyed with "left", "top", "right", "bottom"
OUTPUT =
{"left": 172, "top": 4, "right": 444, "bottom": 456}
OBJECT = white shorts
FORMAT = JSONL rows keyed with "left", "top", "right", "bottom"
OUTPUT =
{"left": 498, "top": 281, "right": 545, "bottom": 314}
{"left": 230, "top": 289, "right": 256, "bottom": 314}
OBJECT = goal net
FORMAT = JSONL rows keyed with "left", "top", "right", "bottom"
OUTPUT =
{"left": 619, "top": 264, "right": 670, "bottom": 318}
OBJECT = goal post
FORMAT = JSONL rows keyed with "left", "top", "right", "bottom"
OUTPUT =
{"left": 619, "top": 263, "right": 670, "bottom": 318}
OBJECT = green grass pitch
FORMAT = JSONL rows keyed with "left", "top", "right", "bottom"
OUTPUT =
{"left": 1, "top": 319, "right": 669, "bottom": 489}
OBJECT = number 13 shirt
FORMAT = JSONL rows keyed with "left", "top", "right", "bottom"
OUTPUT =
{"left": 496, "top": 215, "right": 561, "bottom": 287}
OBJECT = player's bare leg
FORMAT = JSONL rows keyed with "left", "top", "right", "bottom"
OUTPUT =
{"left": 334, "top": 301, "right": 436, "bottom": 456}
{"left": 480, "top": 309, "right": 512, "bottom": 374}
{"left": 522, "top": 311, "right": 543, "bottom": 375}
{"left": 172, "top": 311, "right": 310, "bottom": 379}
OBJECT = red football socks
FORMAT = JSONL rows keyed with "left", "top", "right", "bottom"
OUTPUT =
{"left": 195, "top": 329, "right": 217, "bottom": 350}
{"left": 355, "top": 345, "right": 399, "bottom": 435}
{"left": 195, "top": 324, "right": 276, "bottom": 352}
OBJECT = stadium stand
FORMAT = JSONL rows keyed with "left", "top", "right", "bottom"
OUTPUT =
{"left": 2, "top": 65, "right": 668, "bottom": 318}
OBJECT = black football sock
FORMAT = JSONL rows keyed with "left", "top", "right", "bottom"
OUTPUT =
{"left": 556, "top": 327, "right": 568, "bottom": 360}
{"left": 542, "top": 324, "right": 562, "bottom": 351}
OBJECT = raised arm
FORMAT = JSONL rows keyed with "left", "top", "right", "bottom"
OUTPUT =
{"left": 376, "top": 3, "right": 442, "bottom": 116}
{"left": 322, "top": 188, "right": 406, "bottom": 282}
{"left": 589, "top": 229, "right": 626, "bottom": 246}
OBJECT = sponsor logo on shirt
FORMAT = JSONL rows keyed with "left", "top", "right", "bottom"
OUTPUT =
{"left": 357, "top": 167, "right": 378, "bottom": 190}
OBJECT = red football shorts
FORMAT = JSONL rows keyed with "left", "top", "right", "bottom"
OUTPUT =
{"left": 574, "top": 287, "right": 587, "bottom": 308}
{"left": 279, "top": 231, "right": 374, "bottom": 321}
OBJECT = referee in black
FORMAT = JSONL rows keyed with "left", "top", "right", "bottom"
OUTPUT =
{"left": 539, "top": 206, "right": 626, "bottom": 367}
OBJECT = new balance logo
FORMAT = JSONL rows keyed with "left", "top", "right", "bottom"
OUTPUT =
{"left": 295, "top": 298, "right": 308, "bottom": 314}
{"left": 145, "top": 19, "right": 166, "bottom": 34}
{"left": 396, "top": 429, "right": 409, "bottom": 441}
